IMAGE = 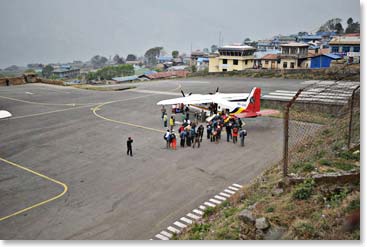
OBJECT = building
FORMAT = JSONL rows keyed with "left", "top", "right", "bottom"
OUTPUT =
{"left": 209, "top": 45, "right": 256, "bottom": 72}
{"left": 260, "top": 54, "right": 281, "bottom": 69}
{"left": 272, "top": 35, "right": 297, "bottom": 49}
{"left": 190, "top": 51, "right": 209, "bottom": 67}
{"left": 52, "top": 68, "right": 80, "bottom": 78}
{"left": 329, "top": 34, "right": 360, "bottom": 63}
{"left": 280, "top": 42, "right": 309, "bottom": 69}
{"left": 298, "top": 34, "right": 322, "bottom": 43}
{"left": 309, "top": 54, "right": 341, "bottom": 69}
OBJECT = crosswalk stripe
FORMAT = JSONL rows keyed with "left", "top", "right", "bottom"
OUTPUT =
{"left": 180, "top": 217, "right": 193, "bottom": 224}
{"left": 167, "top": 226, "right": 180, "bottom": 234}
{"left": 228, "top": 186, "right": 239, "bottom": 191}
{"left": 174, "top": 221, "right": 187, "bottom": 228}
{"left": 155, "top": 234, "right": 169, "bottom": 240}
{"left": 161, "top": 231, "right": 173, "bottom": 238}
{"left": 187, "top": 213, "right": 201, "bottom": 220}
{"left": 224, "top": 189, "right": 236, "bottom": 194}
{"left": 199, "top": 205, "right": 207, "bottom": 210}
{"left": 220, "top": 192, "right": 231, "bottom": 198}
{"left": 214, "top": 195, "right": 226, "bottom": 201}
{"left": 193, "top": 209, "right": 204, "bottom": 215}
{"left": 232, "top": 183, "right": 243, "bottom": 188}
{"left": 204, "top": 201, "right": 216, "bottom": 207}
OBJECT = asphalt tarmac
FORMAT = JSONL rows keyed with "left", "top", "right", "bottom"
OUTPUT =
{"left": 0, "top": 77, "right": 311, "bottom": 239}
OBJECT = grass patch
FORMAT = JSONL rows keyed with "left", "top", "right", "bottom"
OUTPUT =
{"left": 292, "top": 179, "right": 315, "bottom": 200}
{"left": 72, "top": 84, "right": 136, "bottom": 91}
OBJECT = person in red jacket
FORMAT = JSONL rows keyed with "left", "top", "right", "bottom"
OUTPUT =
{"left": 232, "top": 126, "right": 239, "bottom": 144}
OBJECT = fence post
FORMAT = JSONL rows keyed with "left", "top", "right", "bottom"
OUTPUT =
{"left": 348, "top": 86, "right": 360, "bottom": 149}
{"left": 283, "top": 88, "right": 304, "bottom": 178}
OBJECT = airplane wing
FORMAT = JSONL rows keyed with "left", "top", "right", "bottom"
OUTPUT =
{"left": 219, "top": 93, "right": 250, "bottom": 101}
{"left": 157, "top": 94, "right": 216, "bottom": 105}
{"left": 0, "top": 110, "right": 12, "bottom": 119}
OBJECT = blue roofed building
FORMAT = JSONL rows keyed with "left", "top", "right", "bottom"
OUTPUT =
{"left": 310, "top": 54, "right": 341, "bottom": 69}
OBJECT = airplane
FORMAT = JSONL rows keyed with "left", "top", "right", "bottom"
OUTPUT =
{"left": 157, "top": 87, "right": 279, "bottom": 119}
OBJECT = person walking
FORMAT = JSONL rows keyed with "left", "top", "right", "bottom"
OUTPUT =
{"left": 225, "top": 123, "right": 232, "bottom": 142}
{"left": 164, "top": 129, "right": 171, "bottom": 149}
{"left": 126, "top": 137, "right": 133, "bottom": 156}
{"left": 163, "top": 113, "right": 168, "bottom": 128}
{"left": 161, "top": 106, "right": 166, "bottom": 119}
{"left": 207, "top": 123, "right": 212, "bottom": 139}
{"left": 232, "top": 126, "right": 239, "bottom": 144}
{"left": 186, "top": 129, "right": 191, "bottom": 147}
{"left": 239, "top": 128, "right": 247, "bottom": 147}
{"left": 169, "top": 116, "right": 174, "bottom": 131}
{"left": 5, "top": 79, "right": 10, "bottom": 86}
{"left": 180, "top": 129, "right": 186, "bottom": 147}
{"left": 192, "top": 132, "right": 201, "bottom": 148}
{"left": 198, "top": 125, "right": 204, "bottom": 142}
{"left": 171, "top": 131, "right": 177, "bottom": 150}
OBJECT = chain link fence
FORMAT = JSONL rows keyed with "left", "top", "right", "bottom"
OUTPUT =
{"left": 283, "top": 81, "right": 360, "bottom": 177}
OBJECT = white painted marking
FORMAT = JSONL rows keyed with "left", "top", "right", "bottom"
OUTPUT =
{"left": 269, "top": 92, "right": 296, "bottom": 96}
{"left": 214, "top": 195, "right": 226, "bottom": 201}
{"left": 161, "top": 231, "right": 173, "bottom": 238}
{"left": 220, "top": 192, "right": 231, "bottom": 198}
{"left": 232, "top": 183, "right": 243, "bottom": 188}
{"left": 224, "top": 189, "right": 236, "bottom": 194}
{"left": 25, "top": 92, "right": 34, "bottom": 95}
{"left": 228, "top": 186, "right": 239, "bottom": 191}
{"left": 275, "top": 90, "right": 298, "bottom": 94}
{"left": 174, "top": 221, "right": 187, "bottom": 228}
{"left": 180, "top": 217, "right": 193, "bottom": 224}
{"left": 167, "top": 226, "right": 180, "bottom": 234}
{"left": 155, "top": 234, "right": 169, "bottom": 240}
{"left": 210, "top": 198, "right": 222, "bottom": 204}
{"left": 0, "top": 110, "right": 12, "bottom": 119}
{"left": 199, "top": 205, "right": 207, "bottom": 210}
{"left": 204, "top": 201, "right": 216, "bottom": 207}
{"left": 262, "top": 95, "right": 293, "bottom": 100}
{"left": 187, "top": 213, "right": 201, "bottom": 220}
{"left": 132, "top": 89, "right": 182, "bottom": 96}
{"left": 193, "top": 209, "right": 204, "bottom": 215}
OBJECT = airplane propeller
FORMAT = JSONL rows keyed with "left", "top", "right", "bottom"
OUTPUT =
{"left": 181, "top": 90, "right": 192, "bottom": 97}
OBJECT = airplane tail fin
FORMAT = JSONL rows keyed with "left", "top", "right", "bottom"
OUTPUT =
{"left": 246, "top": 87, "right": 261, "bottom": 113}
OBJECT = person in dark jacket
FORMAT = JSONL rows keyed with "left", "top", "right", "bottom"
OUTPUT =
{"left": 239, "top": 128, "right": 247, "bottom": 147}
{"left": 127, "top": 137, "right": 133, "bottom": 156}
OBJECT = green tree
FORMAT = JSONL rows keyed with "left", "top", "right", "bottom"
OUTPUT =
{"left": 126, "top": 54, "right": 137, "bottom": 61}
{"left": 335, "top": 23, "right": 344, "bottom": 34}
{"left": 211, "top": 45, "right": 218, "bottom": 52}
{"left": 42, "top": 65, "right": 54, "bottom": 78}
{"left": 317, "top": 18, "right": 342, "bottom": 32}
{"left": 345, "top": 17, "right": 360, "bottom": 33}
{"left": 172, "top": 50, "right": 179, "bottom": 58}
{"left": 90, "top": 55, "right": 108, "bottom": 68}
{"left": 113, "top": 54, "right": 125, "bottom": 64}
{"left": 144, "top": 47, "right": 163, "bottom": 66}
{"left": 86, "top": 64, "right": 134, "bottom": 81}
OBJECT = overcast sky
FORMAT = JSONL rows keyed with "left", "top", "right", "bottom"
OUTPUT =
{"left": 0, "top": 0, "right": 360, "bottom": 68}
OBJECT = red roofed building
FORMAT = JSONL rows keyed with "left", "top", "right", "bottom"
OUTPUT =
{"left": 260, "top": 54, "right": 281, "bottom": 69}
{"left": 140, "top": 70, "right": 189, "bottom": 80}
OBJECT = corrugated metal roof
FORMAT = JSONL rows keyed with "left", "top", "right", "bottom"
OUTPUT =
{"left": 112, "top": 75, "right": 139, "bottom": 82}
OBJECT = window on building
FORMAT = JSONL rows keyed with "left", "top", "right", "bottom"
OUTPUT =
{"left": 265, "top": 61, "right": 269, "bottom": 65}
{"left": 245, "top": 60, "right": 248, "bottom": 65}
{"left": 353, "top": 46, "right": 360, "bottom": 52}
{"left": 283, "top": 62, "right": 287, "bottom": 68}
{"left": 222, "top": 69, "right": 227, "bottom": 72}
{"left": 342, "top": 46, "right": 350, "bottom": 53}
{"left": 233, "top": 59, "right": 238, "bottom": 65}
{"left": 290, "top": 62, "right": 295, "bottom": 68}
{"left": 331, "top": 46, "right": 339, "bottom": 53}
{"left": 223, "top": 59, "right": 227, "bottom": 64}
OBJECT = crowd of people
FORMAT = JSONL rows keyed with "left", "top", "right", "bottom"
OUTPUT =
{"left": 161, "top": 106, "right": 247, "bottom": 150}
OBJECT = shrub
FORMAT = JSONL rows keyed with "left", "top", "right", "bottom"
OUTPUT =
{"left": 293, "top": 179, "right": 315, "bottom": 200}
{"left": 346, "top": 199, "right": 360, "bottom": 213}
{"left": 223, "top": 207, "right": 237, "bottom": 218}
{"left": 203, "top": 206, "right": 215, "bottom": 217}
{"left": 333, "top": 161, "right": 355, "bottom": 171}
{"left": 266, "top": 206, "right": 275, "bottom": 213}
{"left": 303, "top": 163, "right": 315, "bottom": 172}
{"left": 338, "top": 150, "right": 360, "bottom": 161}
{"left": 319, "top": 159, "right": 332, "bottom": 166}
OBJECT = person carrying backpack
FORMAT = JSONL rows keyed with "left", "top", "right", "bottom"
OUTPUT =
{"left": 164, "top": 129, "right": 171, "bottom": 149}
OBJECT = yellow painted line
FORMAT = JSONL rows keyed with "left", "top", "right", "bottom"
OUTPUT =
{"left": 91, "top": 84, "right": 182, "bottom": 133}
{"left": 0, "top": 157, "right": 68, "bottom": 222}
{"left": 92, "top": 101, "right": 165, "bottom": 134}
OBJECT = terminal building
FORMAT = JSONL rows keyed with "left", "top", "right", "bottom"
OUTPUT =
{"left": 209, "top": 45, "right": 256, "bottom": 72}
